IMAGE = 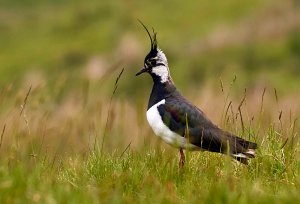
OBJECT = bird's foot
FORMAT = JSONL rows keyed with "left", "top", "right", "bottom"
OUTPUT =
{"left": 179, "top": 148, "right": 185, "bottom": 168}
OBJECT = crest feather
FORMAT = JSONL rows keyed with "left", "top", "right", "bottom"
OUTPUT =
{"left": 138, "top": 20, "right": 157, "bottom": 51}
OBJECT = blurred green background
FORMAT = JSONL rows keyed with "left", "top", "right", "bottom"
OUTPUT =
{"left": 1, "top": 0, "right": 300, "bottom": 96}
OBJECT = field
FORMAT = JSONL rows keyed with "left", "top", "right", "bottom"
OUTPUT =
{"left": 1, "top": 0, "right": 300, "bottom": 203}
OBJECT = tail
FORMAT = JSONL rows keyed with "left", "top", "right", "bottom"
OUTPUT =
{"left": 228, "top": 135, "right": 257, "bottom": 165}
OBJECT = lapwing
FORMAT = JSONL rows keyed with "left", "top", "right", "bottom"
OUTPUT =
{"left": 136, "top": 22, "right": 257, "bottom": 167}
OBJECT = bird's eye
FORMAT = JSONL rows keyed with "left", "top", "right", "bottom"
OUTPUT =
{"left": 149, "top": 60, "right": 156, "bottom": 66}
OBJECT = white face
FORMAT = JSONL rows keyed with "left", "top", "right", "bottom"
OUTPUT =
{"left": 147, "top": 49, "right": 170, "bottom": 83}
{"left": 152, "top": 65, "right": 169, "bottom": 83}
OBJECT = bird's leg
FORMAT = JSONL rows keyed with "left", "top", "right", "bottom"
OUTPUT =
{"left": 179, "top": 148, "right": 185, "bottom": 168}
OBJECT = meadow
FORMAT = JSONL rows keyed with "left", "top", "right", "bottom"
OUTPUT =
{"left": 1, "top": 0, "right": 300, "bottom": 203}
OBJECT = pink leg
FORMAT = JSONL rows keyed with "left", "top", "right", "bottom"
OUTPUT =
{"left": 179, "top": 148, "right": 185, "bottom": 168}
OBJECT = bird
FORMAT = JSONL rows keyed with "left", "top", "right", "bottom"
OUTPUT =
{"left": 136, "top": 22, "right": 257, "bottom": 167}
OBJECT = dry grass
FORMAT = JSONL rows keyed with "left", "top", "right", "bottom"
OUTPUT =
{"left": 0, "top": 71, "right": 299, "bottom": 157}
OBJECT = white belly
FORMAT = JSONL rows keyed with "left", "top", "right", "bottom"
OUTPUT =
{"left": 146, "top": 99, "right": 199, "bottom": 150}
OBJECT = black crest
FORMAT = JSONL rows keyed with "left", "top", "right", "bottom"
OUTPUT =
{"left": 138, "top": 20, "right": 157, "bottom": 52}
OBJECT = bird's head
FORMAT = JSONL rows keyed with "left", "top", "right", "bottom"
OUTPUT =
{"left": 136, "top": 21, "right": 170, "bottom": 83}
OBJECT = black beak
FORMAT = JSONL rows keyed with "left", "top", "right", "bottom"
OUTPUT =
{"left": 135, "top": 67, "right": 149, "bottom": 76}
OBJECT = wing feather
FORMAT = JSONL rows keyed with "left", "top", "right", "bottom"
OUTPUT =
{"left": 157, "top": 95, "right": 256, "bottom": 155}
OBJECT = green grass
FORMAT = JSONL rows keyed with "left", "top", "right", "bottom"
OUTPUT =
{"left": 1, "top": 132, "right": 300, "bottom": 204}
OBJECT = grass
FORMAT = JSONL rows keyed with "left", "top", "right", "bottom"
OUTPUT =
{"left": 1, "top": 67, "right": 300, "bottom": 203}
{"left": 1, "top": 134, "right": 300, "bottom": 203}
